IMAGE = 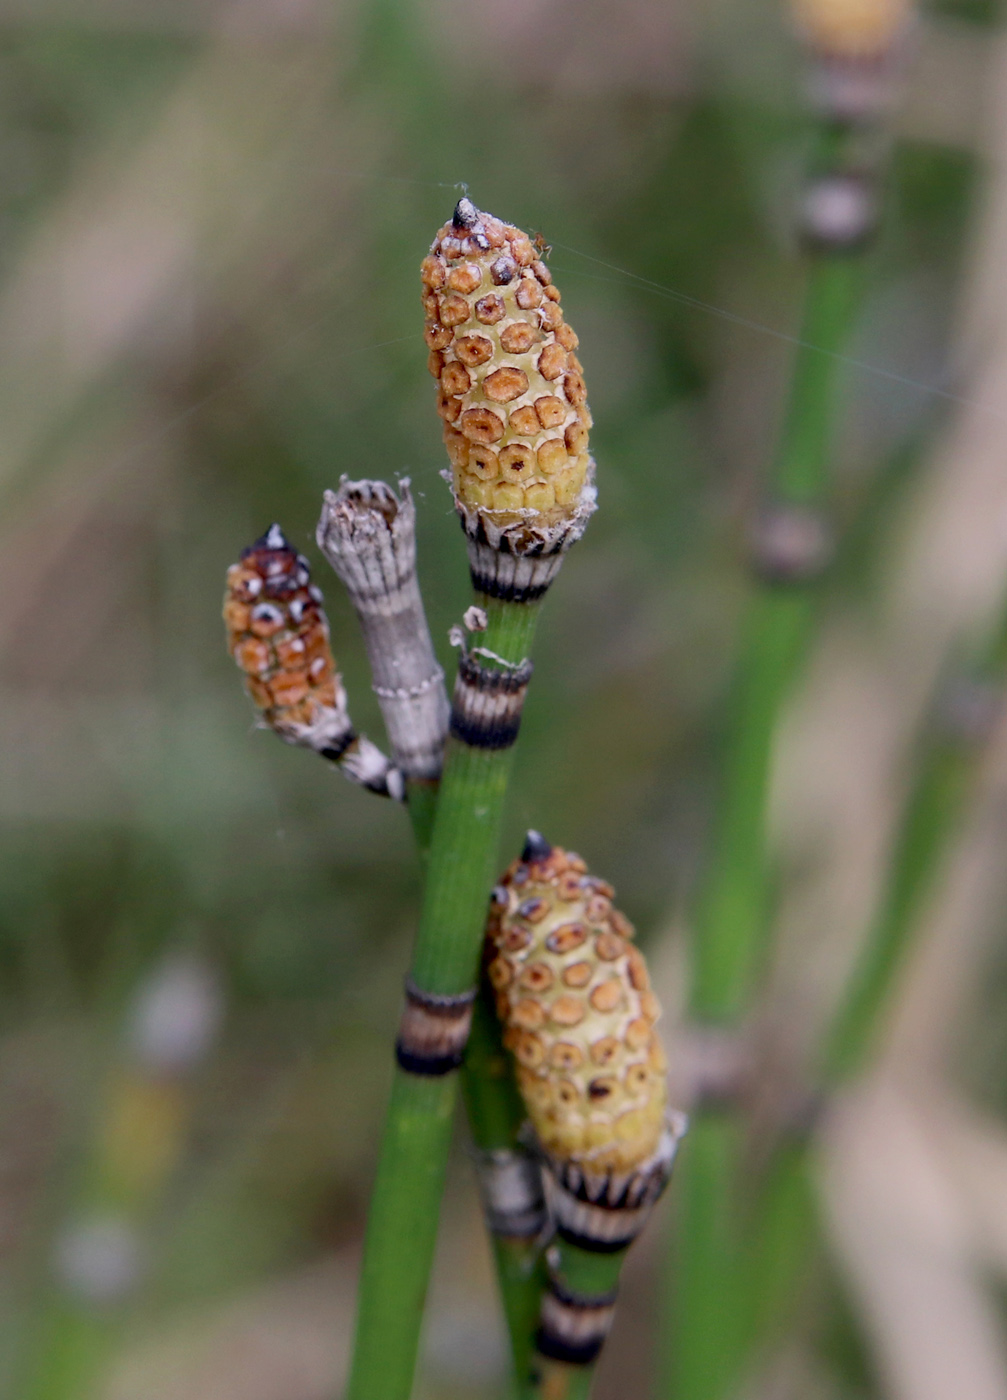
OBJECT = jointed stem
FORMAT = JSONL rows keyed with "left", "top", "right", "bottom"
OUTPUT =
{"left": 346, "top": 598, "right": 541, "bottom": 1400}
{"left": 668, "top": 248, "right": 861, "bottom": 1400}
{"left": 735, "top": 614, "right": 1007, "bottom": 1360}
{"left": 531, "top": 1241, "right": 626, "bottom": 1400}
{"left": 463, "top": 995, "right": 547, "bottom": 1390}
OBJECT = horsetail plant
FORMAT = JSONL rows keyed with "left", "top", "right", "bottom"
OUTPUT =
{"left": 487, "top": 833, "right": 686, "bottom": 1397}
{"left": 666, "top": 4, "right": 911, "bottom": 1397}
{"left": 344, "top": 198, "right": 596, "bottom": 1400}
{"left": 741, "top": 606, "right": 1007, "bottom": 1358}
{"left": 316, "top": 476, "right": 549, "bottom": 1384}
{"left": 222, "top": 198, "right": 682, "bottom": 1400}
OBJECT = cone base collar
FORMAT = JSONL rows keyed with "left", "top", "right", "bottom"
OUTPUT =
{"left": 536, "top": 1110, "right": 688, "bottom": 1251}
{"left": 452, "top": 464, "right": 597, "bottom": 603}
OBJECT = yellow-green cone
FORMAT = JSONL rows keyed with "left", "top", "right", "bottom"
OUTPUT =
{"left": 424, "top": 198, "right": 595, "bottom": 544}
{"left": 486, "top": 836, "right": 667, "bottom": 1177}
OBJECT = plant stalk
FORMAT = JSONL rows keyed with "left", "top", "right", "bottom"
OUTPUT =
{"left": 667, "top": 249, "right": 861, "bottom": 1400}
{"left": 346, "top": 596, "right": 541, "bottom": 1400}
{"left": 531, "top": 1240, "right": 626, "bottom": 1400}
{"left": 463, "top": 994, "right": 548, "bottom": 1391}
{"left": 316, "top": 481, "right": 550, "bottom": 1393}
{"left": 733, "top": 615, "right": 1007, "bottom": 1362}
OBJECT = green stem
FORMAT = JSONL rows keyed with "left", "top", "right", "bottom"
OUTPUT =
{"left": 463, "top": 995, "right": 547, "bottom": 1392}
{"left": 736, "top": 1138, "right": 819, "bottom": 1359}
{"left": 774, "top": 258, "right": 863, "bottom": 503}
{"left": 531, "top": 1240, "right": 628, "bottom": 1400}
{"left": 666, "top": 1115, "right": 746, "bottom": 1400}
{"left": 346, "top": 597, "right": 541, "bottom": 1400}
{"left": 692, "top": 258, "right": 861, "bottom": 1025}
{"left": 406, "top": 778, "right": 439, "bottom": 857}
{"left": 668, "top": 249, "right": 861, "bottom": 1400}
{"left": 691, "top": 588, "right": 815, "bottom": 1020}
{"left": 824, "top": 728, "right": 974, "bottom": 1080}
{"left": 732, "top": 621, "right": 1007, "bottom": 1366}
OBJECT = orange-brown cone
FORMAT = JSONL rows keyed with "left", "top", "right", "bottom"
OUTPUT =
{"left": 424, "top": 198, "right": 595, "bottom": 564}
{"left": 224, "top": 524, "right": 353, "bottom": 758}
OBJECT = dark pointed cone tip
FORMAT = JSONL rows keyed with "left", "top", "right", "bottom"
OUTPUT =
{"left": 452, "top": 196, "right": 478, "bottom": 230}
{"left": 522, "top": 830, "right": 553, "bottom": 864}
{"left": 243, "top": 523, "right": 292, "bottom": 558}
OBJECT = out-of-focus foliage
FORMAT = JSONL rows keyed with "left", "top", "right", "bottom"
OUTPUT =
{"left": 0, "top": 2, "right": 1002, "bottom": 1398}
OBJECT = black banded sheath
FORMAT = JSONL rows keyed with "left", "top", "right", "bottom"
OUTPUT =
{"left": 449, "top": 650, "right": 534, "bottom": 751}
{"left": 395, "top": 979, "right": 477, "bottom": 1077}
{"left": 474, "top": 1146, "right": 547, "bottom": 1240}
{"left": 536, "top": 1274, "right": 619, "bottom": 1367}
{"left": 541, "top": 1117, "right": 687, "bottom": 1254}
{"left": 467, "top": 535, "right": 569, "bottom": 605}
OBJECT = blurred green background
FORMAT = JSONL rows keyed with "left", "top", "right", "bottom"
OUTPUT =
{"left": 0, "top": 1, "right": 1005, "bottom": 1397}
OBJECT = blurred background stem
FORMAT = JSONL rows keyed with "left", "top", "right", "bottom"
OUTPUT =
{"left": 668, "top": 242, "right": 862, "bottom": 1400}
{"left": 736, "top": 599, "right": 1007, "bottom": 1370}
{"left": 822, "top": 650, "right": 1004, "bottom": 1082}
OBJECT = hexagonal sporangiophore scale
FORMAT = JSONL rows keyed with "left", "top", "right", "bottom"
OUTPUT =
{"left": 424, "top": 198, "right": 593, "bottom": 532}
{"left": 485, "top": 833, "right": 668, "bottom": 1178}
{"left": 224, "top": 524, "right": 351, "bottom": 753}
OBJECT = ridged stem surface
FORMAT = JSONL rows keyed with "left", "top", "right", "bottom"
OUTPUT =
{"left": 346, "top": 596, "right": 541, "bottom": 1400}
{"left": 405, "top": 779, "right": 439, "bottom": 856}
